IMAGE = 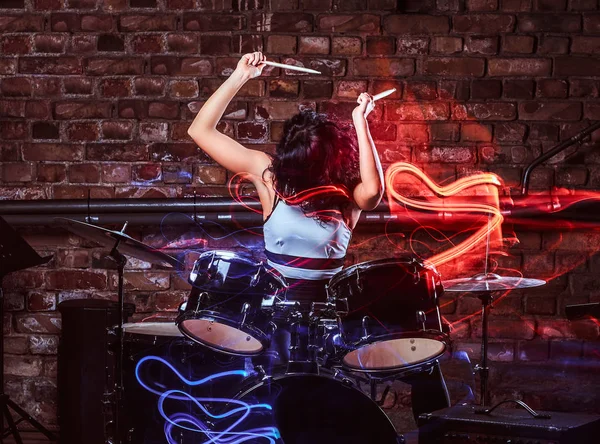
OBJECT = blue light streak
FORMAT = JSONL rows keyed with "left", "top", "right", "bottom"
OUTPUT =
{"left": 135, "top": 355, "right": 280, "bottom": 443}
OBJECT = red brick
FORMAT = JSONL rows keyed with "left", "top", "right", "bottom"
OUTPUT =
{"left": 163, "top": 164, "right": 192, "bottom": 184}
{"left": 302, "top": 0, "right": 331, "bottom": 9}
{"left": 461, "top": 123, "right": 492, "bottom": 142}
{"left": 101, "top": 163, "right": 131, "bottom": 183}
{"left": 27, "top": 292, "right": 57, "bottom": 312}
{"left": 150, "top": 143, "right": 206, "bottom": 162}
{"left": 4, "top": 336, "right": 29, "bottom": 355}
{"left": 68, "top": 163, "right": 100, "bottom": 183}
{"left": 154, "top": 291, "right": 187, "bottom": 311}
{"left": 19, "top": 56, "right": 82, "bottom": 74}
{"left": 133, "top": 77, "right": 165, "bottom": 96}
{"left": 86, "top": 57, "right": 144, "bottom": 75}
{"left": 397, "top": 37, "right": 429, "bottom": 54}
{"left": 66, "top": 122, "right": 99, "bottom": 141}
{"left": 384, "top": 14, "right": 448, "bottom": 33}
{"left": 5, "top": 355, "right": 43, "bottom": 377}
{"left": 32, "top": 77, "right": 61, "bottom": 96}
{"left": 270, "top": 79, "right": 299, "bottom": 98}
{"left": 15, "top": 313, "right": 61, "bottom": 335}
{"left": 166, "top": 33, "right": 198, "bottom": 53}
{"left": 536, "top": 79, "right": 567, "bottom": 99}
{"left": 519, "top": 14, "right": 581, "bottom": 32}
{"left": 467, "top": 0, "right": 498, "bottom": 10}
{"left": 119, "top": 15, "right": 176, "bottom": 31}
{"left": 63, "top": 77, "right": 93, "bottom": 95}
{"left": 303, "top": 79, "right": 332, "bottom": 99}
{"left": 184, "top": 13, "right": 246, "bottom": 31}
{"left": 238, "top": 121, "right": 268, "bottom": 141}
{"left": 430, "top": 36, "right": 462, "bottom": 54}
{"left": 394, "top": 124, "right": 427, "bottom": 142}
{"left": 537, "top": 35, "right": 568, "bottom": 54}
{"left": 0, "top": 100, "right": 24, "bottom": 118}
{"left": 452, "top": 102, "right": 516, "bottom": 120}
{"left": 34, "top": 0, "right": 63, "bottom": 9}
{"left": 1, "top": 35, "right": 31, "bottom": 54}
{"left": 200, "top": 35, "right": 231, "bottom": 54}
{"left": 430, "top": 123, "right": 459, "bottom": 141}
{"left": 1, "top": 77, "right": 32, "bottom": 96}
{"left": 0, "top": 121, "right": 27, "bottom": 140}
{"left": 2, "top": 162, "right": 33, "bottom": 182}
{"left": 538, "top": 319, "right": 598, "bottom": 341}
{"left": 0, "top": 15, "right": 44, "bottom": 32}
{"left": 54, "top": 185, "right": 115, "bottom": 199}
{"left": 518, "top": 101, "right": 581, "bottom": 121}
{"left": 3, "top": 271, "right": 44, "bottom": 290}
{"left": 584, "top": 13, "right": 600, "bottom": 33}
{"left": 131, "top": 34, "right": 164, "bottom": 53}
{"left": 386, "top": 102, "right": 449, "bottom": 121}
{"left": 299, "top": 36, "right": 329, "bottom": 54}
{"left": 29, "top": 335, "right": 59, "bottom": 355}
{"left": 87, "top": 143, "right": 149, "bottom": 161}
{"left": 194, "top": 165, "right": 227, "bottom": 184}
{"left": 132, "top": 163, "right": 162, "bottom": 182}
{"left": 353, "top": 58, "right": 414, "bottom": 77}
{"left": 488, "top": 58, "right": 551, "bottom": 76}
{"left": 494, "top": 122, "right": 526, "bottom": 143}
{"left": 233, "top": 34, "right": 264, "bottom": 53}
{"left": 54, "top": 101, "right": 111, "bottom": 120}
{"left": 423, "top": 57, "right": 485, "bottom": 77}
{"left": 474, "top": 317, "right": 536, "bottom": 340}
{"left": 336, "top": 0, "right": 367, "bottom": 10}
{"left": 101, "top": 121, "right": 133, "bottom": 140}
{"left": 0, "top": 143, "right": 19, "bottom": 161}
{"left": 453, "top": 14, "right": 516, "bottom": 33}
{"left": 139, "top": 122, "right": 168, "bottom": 142}
{"left": 318, "top": 14, "right": 379, "bottom": 32}
{"left": 517, "top": 340, "right": 549, "bottom": 361}
{"left": 503, "top": 79, "right": 534, "bottom": 99}
{"left": 23, "top": 143, "right": 83, "bottom": 161}
{"left": 267, "top": 35, "right": 297, "bottom": 54}
{"left": 571, "top": 36, "right": 600, "bottom": 54}
{"left": 471, "top": 79, "right": 501, "bottom": 99}
{"left": 97, "top": 34, "right": 124, "bottom": 52}
{"left": 502, "top": 35, "right": 534, "bottom": 53}
{"left": 415, "top": 145, "right": 475, "bottom": 163}
{"left": 110, "top": 271, "right": 170, "bottom": 291}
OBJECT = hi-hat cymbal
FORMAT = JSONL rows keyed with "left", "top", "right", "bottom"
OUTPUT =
{"left": 443, "top": 273, "right": 545, "bottom": 292}
{"left": 55, "top": 218, "right": 182, "bottom": 268}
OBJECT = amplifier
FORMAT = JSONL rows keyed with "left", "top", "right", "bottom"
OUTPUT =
{"left": 417, "top": 404, "right": 600, "bottom": 444}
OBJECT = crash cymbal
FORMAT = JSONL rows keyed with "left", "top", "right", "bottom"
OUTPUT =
{"left": 55, "top": 218, "right": 182, "bottom": 268}
{"left": 443, "top": 273, "right": 545, "bottom": 292}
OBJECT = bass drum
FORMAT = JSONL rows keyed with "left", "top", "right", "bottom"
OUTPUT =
{"left": 231, "top": 372, "right": 400, "bottom": 444}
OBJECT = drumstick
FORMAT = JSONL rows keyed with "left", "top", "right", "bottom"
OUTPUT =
{"left": 261, "top": 60, "right": 321, "bottom": 74}
{"left": 372, "top": 88, "right": 397, "bottom": 101}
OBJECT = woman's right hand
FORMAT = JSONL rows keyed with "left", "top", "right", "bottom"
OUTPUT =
{"left": 352, "top": 92, "right": 375, "bottom": 122}
{"left": 235, "top": 52, "right": 266, "bottom": 80}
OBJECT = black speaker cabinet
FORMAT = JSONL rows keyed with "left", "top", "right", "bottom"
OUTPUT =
{"left": 418, "top": 403, "right": 600, "bottom": 444}
{"left": 57, "top": 299, "right": 135, "bottom": 444}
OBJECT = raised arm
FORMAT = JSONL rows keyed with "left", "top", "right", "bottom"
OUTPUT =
{"left": 351, "top": 93, "right": 385, "bottom": 211}
{"left": 187, "top": 52, "right": 271, "bottom": 178}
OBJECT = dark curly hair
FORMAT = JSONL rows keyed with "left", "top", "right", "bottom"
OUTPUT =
{"left": 266, "top": 110, "right": 361, "bottom": 221}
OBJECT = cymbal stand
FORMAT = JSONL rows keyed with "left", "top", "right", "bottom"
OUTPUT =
{"left": 473, "top": 213, "right": 494, "bottom": 406}
{"left": 107, "top": 223, "right": 128, "bottom": 444}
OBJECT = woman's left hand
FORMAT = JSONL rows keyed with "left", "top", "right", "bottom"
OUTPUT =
{"left": 352, "top": 92, "right": 375, "bottom": 121}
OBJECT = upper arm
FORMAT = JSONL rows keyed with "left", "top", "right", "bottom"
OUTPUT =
{"left": 353, "top": 182, "right": 384, "bottom": 211}
{"left": 188, "top": 127, "right": 271, "bottom": 178}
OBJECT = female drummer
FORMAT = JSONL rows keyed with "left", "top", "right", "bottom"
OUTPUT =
{"left": 188, "top": 51, "right": 383, "bottom": 299}
{"left": 187, "top": 52, "right": 450, "bottom": 420}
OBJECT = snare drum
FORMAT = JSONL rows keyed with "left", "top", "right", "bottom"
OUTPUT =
{"left": 177, "top": 250, "right": 287, "bottom": 356}
{"left": 326, "top": 256, "right": 449, "bottom": 374}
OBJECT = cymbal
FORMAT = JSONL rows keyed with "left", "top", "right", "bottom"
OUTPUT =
{"left": 55, "top": 218, "right": 182, "bottom": 268}
{"left": 443, "top": 273, "right": 545, "bottom": 292}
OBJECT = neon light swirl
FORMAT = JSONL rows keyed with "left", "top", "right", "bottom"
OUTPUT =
{"left": 135, "top": 356, "right": 279, "bottom": 443}
{"left": 385, "top": 162, "right": 504, "bottom": 268}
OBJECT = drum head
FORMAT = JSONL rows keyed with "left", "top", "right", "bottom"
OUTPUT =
{"left": 343, "top": 333, "right": 447, "bottom": 373}
{"left": 237, "top": 374, "right": 398, "bottom": 444}
{"left": 123, "top": 322, "right": 182, "bottom": 337}
{"left": 179, "top": 316, "right": 264, "bottom": 355}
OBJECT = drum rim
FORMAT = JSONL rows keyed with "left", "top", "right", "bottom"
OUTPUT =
{"left": 177, "top": 310, "right": 270, "bottom": 356}
{"left": 327, "top": 255, "right": 438, "bottom": 288}
{"left": 340, "top": 330, "right": 450, "bottom": 373}
{"left": 233, "top": 372, "right": 398, "bottom": 439}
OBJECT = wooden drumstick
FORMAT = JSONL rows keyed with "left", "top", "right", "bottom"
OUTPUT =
{"left": 262, "top": 60, "right": 321, "bottom": 74}
{"left": 372, "top": 88, "right": 397, "bottom": 101}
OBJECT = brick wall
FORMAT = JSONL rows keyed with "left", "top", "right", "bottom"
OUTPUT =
{"left": 1, "top": 0, "right": 600, "bottom": 432}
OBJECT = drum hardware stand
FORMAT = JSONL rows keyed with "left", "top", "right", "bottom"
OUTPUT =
{"left": 106, "top": 222, "right": 129, "bottom": 444}
{"left": 0, "top": 217, "right": 56, "bottom": 443}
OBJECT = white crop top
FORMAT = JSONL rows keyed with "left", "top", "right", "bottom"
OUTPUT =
{"left": 263, "top": 199, "right": 352, "bottom": 280}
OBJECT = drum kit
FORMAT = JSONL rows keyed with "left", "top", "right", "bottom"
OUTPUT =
{"left": 55, "top": 217, "right": 545, "bottom": 444}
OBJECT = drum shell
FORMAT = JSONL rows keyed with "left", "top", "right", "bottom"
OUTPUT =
{"left": 122, "top": 330, "right": 245, "bottom": 444}
{"left": 328, "top": 256, "right": 444, "bottom": 336}
{"left": 229, "top": 372, "right": 399, "bottom": 444}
